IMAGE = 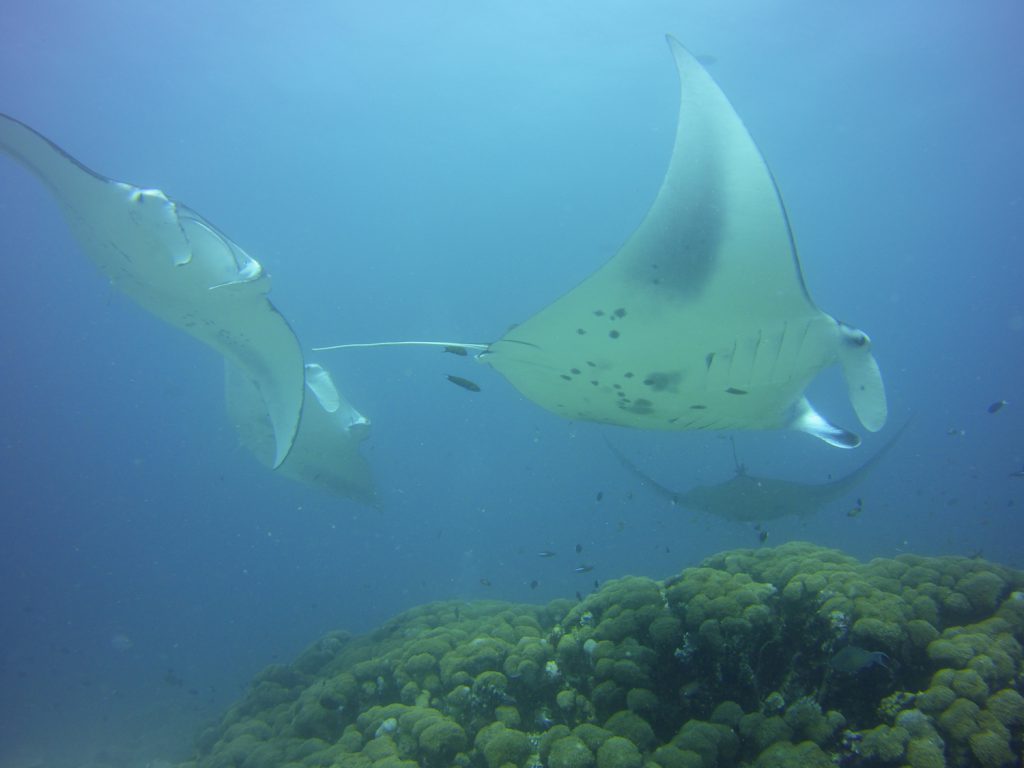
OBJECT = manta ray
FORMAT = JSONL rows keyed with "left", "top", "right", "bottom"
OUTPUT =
{"left": 317, "top": 36, "right": 887, "bottom": 448}
{"left": 0, "top": 113, "right": 377, "bottom": 501}
{"left": 0, "top": 112, "right": 304, "bottom": 468}
{"left": 610, "top": 421, "right": 909, "bottom": 522}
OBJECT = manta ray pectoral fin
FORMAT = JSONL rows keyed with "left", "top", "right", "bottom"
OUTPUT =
{"left": 790, "top": 397, "right": 860, "bottom": 448}
{"left": 836, "top": 323, "right": 888, "bottom": 432}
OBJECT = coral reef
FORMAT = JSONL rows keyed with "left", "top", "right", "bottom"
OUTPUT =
{"left": 177, "top": 543, "right": 1024, "bottom": 768}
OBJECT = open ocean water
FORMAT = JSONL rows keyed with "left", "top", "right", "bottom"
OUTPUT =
{"left": 0, "top": 2, "right": 1021, "bottom": 766}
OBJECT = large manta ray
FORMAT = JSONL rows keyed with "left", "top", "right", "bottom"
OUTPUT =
{"left": 318, "top": 37, "right": 888, "bottom": 448}
{"left": 0, "top": 113, "right": 377, "bottom": 501}
{"left": 0, "top": 112, "right": 305, "bottom": 467}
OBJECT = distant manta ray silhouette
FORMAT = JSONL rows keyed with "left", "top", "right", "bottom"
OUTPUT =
{"left": 608, "top": 421, "right": 910, "bottom": 523}
{"left": 316, "top": 36, "right": 887, "bottom": 448}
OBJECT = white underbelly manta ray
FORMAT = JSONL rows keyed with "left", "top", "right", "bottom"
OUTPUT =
{"left": 0, "top": 112, "right": 307, "bottom": 468}
{"left": 318, "top": 36, "right": 887, "bottom": 448}
{"left": 0, "top": 112, "right": 376, "bottom": 498}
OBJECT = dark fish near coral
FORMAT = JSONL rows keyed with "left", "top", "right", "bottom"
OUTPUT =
{"left": 536, "top": 551, "right": 556, "bottom": 558}
{"left": 443, "top": 345, "right": 469, "bottom": 356}
{"left": 847, "top": 497, "right": 864, "bottom": 518}
{"left": 529, "top": 579, "right": 539, "bottom": 590}
{"left": 575, "top": 543, "right": 583, "bottom": 554}
{"left": 987, "top": 399, "right": 1008, "bottom": 414}
{"left": 574, "top": 564, "right": 594, "bottom": 573}
{"left": 595, "top": 491, "right": 603, "bottom": 502}
{"left": 758, "top": 529, "right": 768, "bottom": 543}
{"left": 447, "top": 375, "right": 481, "bottom": 392}
{"left": 479, "top": 578, "right": 492, "bottom": 587}
{"left": 829, "top": 645, "right": 890, "bottom": 674}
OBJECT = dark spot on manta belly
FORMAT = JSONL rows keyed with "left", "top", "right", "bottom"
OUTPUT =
{"left": 642, "top": 371, "right": 682, "bottom": 392}
{"left": 725, "top": 387, "right": 748, "bottom": 395}
{"left": 560, "top": 374, "right": 572, "bottom": 381}
{"left": 576, "top": 328, "right": 587, "bottom": 335}
{"left": 609, "top": 330, "right": 620, "bottom": 339}
{"left": 593, "top": 309, "right": 605, "bottom": 316}
{"left": 624, "top": 372, "right": 634, "bottom": 378}
{"left": 690, "top": 404, "right": 707, "bottom": 410}
{"left": 614, "top": 308, "right": 627, "bottom": 318}
{"left": 620, "top": 398, "right": 653, "bottom": 415}
{"left": 571, "top": 368, "right": 581, "bottom": 375}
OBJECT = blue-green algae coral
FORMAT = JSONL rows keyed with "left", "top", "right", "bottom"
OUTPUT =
{"left": 177, "top": 542, "right": 1024, "bottom": 768}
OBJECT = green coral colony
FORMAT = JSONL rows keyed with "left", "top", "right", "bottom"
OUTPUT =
{"left": 179, "top": 543, "right": 1024, "bottom": 768}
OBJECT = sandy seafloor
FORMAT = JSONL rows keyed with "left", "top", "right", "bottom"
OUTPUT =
{"left": 0, "top": 2, "right": 1022, "bottom": 766}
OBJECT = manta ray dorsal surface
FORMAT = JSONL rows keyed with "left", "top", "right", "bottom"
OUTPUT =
{"left": 0, "top": 113, "right": 305, "bottom": 467}
{"left": 610, "top": 420, "right": 909, "bottom": 523}
{"left": 479, "top": 37, "right": 887, "bottom": 446}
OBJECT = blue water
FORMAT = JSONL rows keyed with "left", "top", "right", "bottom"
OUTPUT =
{"left": 1, "top": 2, "right": 1021, "bottom": 765}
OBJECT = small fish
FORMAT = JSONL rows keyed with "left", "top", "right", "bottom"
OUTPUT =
{"left": 664, "top": 546, "right": 670, "bottom": 553}
{"left": 593, "top": 579, "right": 599, "bottom": 589}
{"left": 574, "top": 564, "right": 594, "bottom": 573}
{"left": 595, "top": 491, "right": 604, "bottom": 502}
{"left": 575, "top": 591, "right": 583, "bottom": 601}
{"left": 529, "top": 579, "right": 539, "bottom": 590}
{"left": 447, "top": 375, "right": 481, "bottom": 392}
{"left": 536, "top": 550, "right": 557, "bottom": 558}
{"left": 988, "top": 399, "right": 1008, "bottom": 414}
{"left": 946, "top": 427, "right": 966, "bottom": 436}
{"left": 829, "top": 645, "right": 891, "bottom": 674}
{"left": 443, "top": 345, "right": 468, "bottom": 356}
{"left": 1010, "top": 466, "right": 1024, "bottom": 478}
{"left": 479, "top": 578, "right": 492, "bottom": 587}
{"left": 846, "top": 506, "right": 862, "bottom": 518}
{"left": 758, "top": 529, "right": 769, "bottom": 543}
{"left": 575, "top": 543, "right": 583, "bottom": 554}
